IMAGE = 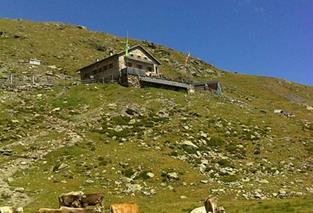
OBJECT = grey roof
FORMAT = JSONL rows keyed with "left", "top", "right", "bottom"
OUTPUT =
{"left": 139, "top": 76, "right": 192, "bottom": 90}
{"left": 78, "top": 45, "right": 161, "bottom": 72}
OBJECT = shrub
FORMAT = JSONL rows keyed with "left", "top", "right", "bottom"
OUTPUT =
{"left": 122, "top": 168, "right": 135, "bottom": 178}
{"left": 225, "top": 143, "right": 237, "bottom": 153}
{"left": 221, "top": 175, "right": 239, "bottom": 182}
{"left": 207, "top": 136, "right": 224, "bottom": 147}
{"left": 217, "top": 159, "right": 233, "bottom": 168}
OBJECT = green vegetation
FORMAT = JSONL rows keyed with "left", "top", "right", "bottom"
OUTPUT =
{"left": 0, "top": 18, "right": 313, "bottom": 213}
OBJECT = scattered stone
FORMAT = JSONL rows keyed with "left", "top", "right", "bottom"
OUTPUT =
{"left": 146, "top": 172, "right": 155, "bottom": 178}
{"left": 52, "top": 107, "right": 61, "bottom": 112}
{"left": 125, "top": 106, "right": 140, "bottom": 116}
{"left": 86, "top": 179, "right": 94, "bottom": 184}
{"left": 167, "top": 172, "right": 179, "bottom": 180}
{"left": 182, "top": 140, "right": 198, "bottom": 148}
{"left": 306, "top": 105, "right": 313, "bottom": 111}
{"left": 126, "top": 183, "right": 142, "bottom": 193}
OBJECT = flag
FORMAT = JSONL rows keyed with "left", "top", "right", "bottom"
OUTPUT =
{"left": 184, "top": 52, "right": 191, "bottom": 66}
{"left": 125, "top": 34, "right": 129, "bottom": 57}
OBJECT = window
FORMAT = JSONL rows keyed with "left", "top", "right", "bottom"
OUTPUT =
{"left": 130, "top": 54, "right": 134, "bottom": 57}
{"left": 147, "top": 67, "right": 153, "bottom": 72}
{"left": 137, "top": 64, "right": 143, "bottom": 69}
{"left": 127, "top": 62, "right": 133, "bottom": 67}
{"left": 109, "top": 63, "right": 113, "bottom": 69}
{"left": 144, "top": 57, "right": 148, "bottom": 60}
{"left": 137, "top": 55, "right": 141, "bottom": 59}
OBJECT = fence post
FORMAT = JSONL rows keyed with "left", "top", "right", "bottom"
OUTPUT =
{"left": 32, "top": 75, "right": 35, "bottom": 85}
{"left": 10, "top": 73, "right": 13, "bottom": 84}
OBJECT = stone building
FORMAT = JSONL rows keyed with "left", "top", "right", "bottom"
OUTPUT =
{"left": 78, "top": 45, "right": 161, "bottom": 83}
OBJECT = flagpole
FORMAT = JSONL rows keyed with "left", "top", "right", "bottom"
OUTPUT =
{"left": 125, "top": 31, "right": 129, "bottom": 57}
{"left": 184, "top": 52, "right": 191, "bottom": 67}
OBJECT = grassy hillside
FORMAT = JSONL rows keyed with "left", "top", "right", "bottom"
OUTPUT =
{"left": 0, "top": 18, "right": 313, "bottom": 212}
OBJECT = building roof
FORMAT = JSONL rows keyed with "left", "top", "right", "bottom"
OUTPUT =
{"left": 78, "top": 45, "right": 161, "bottom": 72}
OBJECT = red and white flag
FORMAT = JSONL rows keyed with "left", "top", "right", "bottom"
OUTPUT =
{"left": 184, "top": 52, "right": 191, "bottom": 66}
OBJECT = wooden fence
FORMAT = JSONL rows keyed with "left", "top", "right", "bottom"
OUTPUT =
{"left": 0, "top": 73, "right": 79, "bottom": 89}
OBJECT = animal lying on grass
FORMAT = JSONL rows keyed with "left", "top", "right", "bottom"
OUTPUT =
{"left": 0, "top": 206, "right": 23, "bottom": 213}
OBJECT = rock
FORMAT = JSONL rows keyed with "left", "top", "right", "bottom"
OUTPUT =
{"left": 306, "top": 187, "right": 313, "bottom": 193}
{"left": 14, "top": 187, "right": 25, "bottom": 193}
{"left": 278, "top": 189, "right": 287, "bottom": 197}
{"left": 48, "top": 65, "right": 57, "bottom": 69}
{"left": 86, "top": 179, "right": 94, "bottom": 184}
{"left": 274, "top": 109, "right": 283, "bottom": 114}
{"left": 0, "top": 149, "right": 13, "bottom": 156}
{"left": 158, "top": 110, "right": 169, "bottom": 118}
{"left": 180, "top": 195, "right": 187, "bottom": 199}
{"left": 242, "top": 177, "right": 250, "bottom": 182}
{"left": 45, "top": 71, "right": 54, "bottom": 76}
{"left": 114, "top": 125, "right": 123, "bottom": 132}
{"left": 306, "top": 105, "right": 313, "bottom": 111}
{"left": 200, "top": 180, "right": 208, "bottom": 184}
{"left": 20, "top": 161, "right": 27, "bottom": 165}
{"left": 168, "top": 185, "right": 174, "bottom": 191}
{"left": 107, "top": 103, "right": 117, "bottom": 109}
{"left": 146, "top": 172, "right": 155, "bottom": 178}
{"left": 183, "top": 125, "right": 190, "bottom": 130}
{"left": 150, "top": 189, "right": 156, "bottom": 195}
{"left": 77, "top": 25, "right": 87, "bottom": 30}
{"left": 258, "top": 179, "right": 269, "bottom": 184}
{"left": 129, "top": 119, "right": 136, "bottom": 124}
{"left": 126, "top": 183, "right": 142, "bottom": 193}
{"left": 200, "top": 132, "right": 208, "bottom": 138}
{"left": 121, "top": 177, "right": 132, "bottom": 183}
{"left": 182, "top": 140, "right": 198, "bottom": 148}
{"left": 167, "top": 172, "right": 179, "bottom": 180}
{"left": 58, "top": 163, "right": 68, "bottom": 170}
{"left": 142, "top": 191, "right": 151, "bottom": 196}
{"left": 52, "top": 107, "right": 61, "bottom": 112}
{"left": 125, "top": 106, "right": 140, "bottom": 116}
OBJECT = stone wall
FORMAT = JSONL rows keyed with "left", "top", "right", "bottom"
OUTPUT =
{"left": 127, "top": 75, "right": 141, "bottom": 88}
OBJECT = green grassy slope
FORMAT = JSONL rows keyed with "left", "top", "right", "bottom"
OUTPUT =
{"left": 0, "top": 19, "right": 313, "bottom": 213}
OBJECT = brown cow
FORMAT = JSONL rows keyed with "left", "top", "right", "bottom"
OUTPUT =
{"left": 110, "top": 203, "right": 140, "bottom": 213}
{"left": 0, "top": 206, "right": 23, "bottom": 213}
{"left": 37, "top": 208, "right": 62, "bottom": 213}
{"left": 204, "top": 197, "right": 226, "bottom": 213}
{"left": 38, "top": 207, "right": 99, "bottom": 213}
{"left": 58, "top": 192, "right": 84, "bottom": 208}
{"left": 81, "top": 193, "right": 104, "bottom": 208}
{"left": 216, "top": 206, "right": 225, "bottom": 213}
